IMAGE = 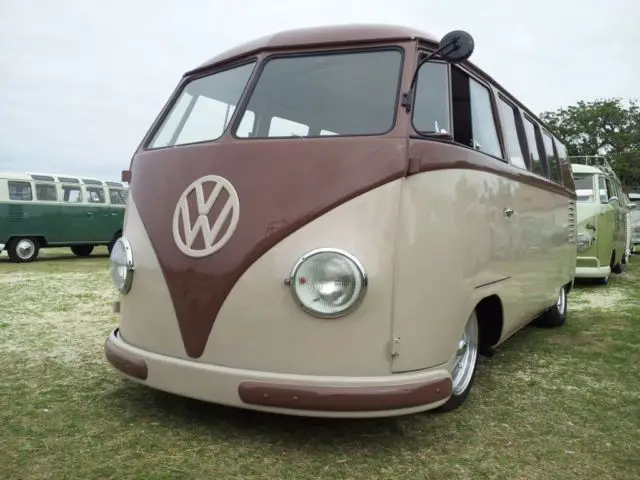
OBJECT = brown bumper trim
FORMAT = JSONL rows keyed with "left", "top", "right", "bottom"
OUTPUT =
{"left": 104, "top": 329, "right": 148, "bottom": 380}
{"left": 238, "top": 377, "right": 452, "bottom": 412}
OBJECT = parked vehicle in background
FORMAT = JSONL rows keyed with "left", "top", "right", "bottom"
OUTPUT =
{"left": 0, "top": 172, "right": 127, "bottom": 262}
{"left": 570, "top": 157, "right": 628, "bottom": 284}
{"left": 105, "top": 24, "right": 577, "bottom": 419}
{"left": 630, "top": 192, "right": 640, "bottom": 253}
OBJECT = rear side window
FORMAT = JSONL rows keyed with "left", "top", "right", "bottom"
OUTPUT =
{"left": 8, "top": 181, "right": 33, "bottom": 201}
{"left": 497, "top": 97, "right": 527, "bottom": 170}
{"left": 109, "top": 188, "right": 127, "bottom": 205}
{"left": 522, "top": 117, "right": 546, "bottom": 177}
{"left": 541, "top": 132, "right": 561, "bottom": 183}
{"left": 63, "top": 186, "right": 83, "bottom": 203}
{"left": 87, "top": 187, "right": 105, "bottom": 204}
{"left": 35, "top": 183, "right": 58, "bottom": 201}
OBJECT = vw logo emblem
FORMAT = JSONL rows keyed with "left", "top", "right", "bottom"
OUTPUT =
{"left": 172, "top": 175, "right": 240, "bottom": 258}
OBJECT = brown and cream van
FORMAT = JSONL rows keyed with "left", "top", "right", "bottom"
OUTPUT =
{"left": 105, "top": 24, "right": 577, "bottom": 418}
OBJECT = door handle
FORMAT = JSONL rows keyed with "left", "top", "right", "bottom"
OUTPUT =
{"left": 503, "top": 208, "right": 514, "bottom": 217}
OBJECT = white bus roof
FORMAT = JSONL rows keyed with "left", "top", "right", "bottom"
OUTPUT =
{"left": 0, "top": 171, "right": 127, "bottom": 187}
{"left": 570, "top": 164, "right": 602, "bottom": 175}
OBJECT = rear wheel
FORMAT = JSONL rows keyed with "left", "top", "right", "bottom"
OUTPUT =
{"left": 70, "top": 245, "right": 94, "bottom": 257}
{"left": 7, "top": 237, "right": 40, "bottom": 263}
{"left": 437, "top": 311, "right": 479, "bottom": 412}
{"left": 611, "top": 251, "right": 623, "bottom": 274}
{"left": 534, "top": 285, "right": 567, "bottom": 328}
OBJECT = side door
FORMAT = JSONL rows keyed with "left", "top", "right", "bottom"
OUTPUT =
{"left": 84, "top": 186, "right": 112, "bottom": 242}
{"left": 60, "top": 183, "right": 92, "bottom": 243}
{"left": 597, "top": 176, "right": 616, "bottom": 266}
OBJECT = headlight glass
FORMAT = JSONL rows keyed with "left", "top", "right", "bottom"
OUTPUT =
{"left": 576, "top": 232, "right": 592, "bottom": 252}
{"left": 289, "top": 248, "right": 367, "bottom": 318}
{"left": 110, "top": 237, "right": 134, "bottom": 294}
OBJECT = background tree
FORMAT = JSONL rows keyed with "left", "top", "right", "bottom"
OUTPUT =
{"left": 539, "top": 98, "right": 640, "bottom": 190}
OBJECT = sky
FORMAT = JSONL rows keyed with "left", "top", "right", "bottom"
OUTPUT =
{"left": 1, "top": 0, "right": 638, "bottom": 181}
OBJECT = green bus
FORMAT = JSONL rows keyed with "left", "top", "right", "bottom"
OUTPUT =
{"left": 0, "top": 172, "right": 127, "bottom": 262}
{"left": 570, "top": 157, "right": 628, "bottom": 284}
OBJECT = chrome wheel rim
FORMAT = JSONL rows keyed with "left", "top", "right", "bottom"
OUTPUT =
{"left": 451, "top": 313, "right": 479, "bottom": 396}
{"left": 16, "top": 239, "right": 35, "bottom": 260}
{"left": 556, "top": 286, "right": 566, "bottom": 314}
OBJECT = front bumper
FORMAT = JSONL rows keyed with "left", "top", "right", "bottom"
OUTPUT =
{"left": 575, "top": 265, "right": 611, "bottom": 278}
{"left": 105, "top": 328, "right": 452, "bottom": 418}
{"left": 0, "top": 243, "right": 5, "bottom": 253}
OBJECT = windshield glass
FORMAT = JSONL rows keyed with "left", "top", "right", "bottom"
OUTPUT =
{"left": 233, "top": 49, "right": 403, "bottom": 138}
{"left": 574, "top": 174, "right": 595, "bottom": 202}
{"left": 148, "top": 62, "right": 256, "bottom": 149}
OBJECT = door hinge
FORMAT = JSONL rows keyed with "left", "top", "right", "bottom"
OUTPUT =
{"left": 390, "top": 336, "right": 401, "bottom": 359}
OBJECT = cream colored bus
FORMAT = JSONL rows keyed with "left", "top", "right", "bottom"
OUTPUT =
{"left": 105, "top": 24, "right": 577, "bottom": 418}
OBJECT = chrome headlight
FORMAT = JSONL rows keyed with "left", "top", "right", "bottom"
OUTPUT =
{"left": 110, "top": 237, "right": 134, "bottom": 294}
{"left": 576, "top": 232, "right": 593, "bottom": 252}
{"left": 288, "top": 248, "right": 367, "bottom": 318}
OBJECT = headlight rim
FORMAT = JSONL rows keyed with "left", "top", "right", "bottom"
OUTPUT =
{"left": 110, "top": 236, "right": 134, "bottom": 294}
{"left": 288, "top": 247, "right": 368, "bottom": 319}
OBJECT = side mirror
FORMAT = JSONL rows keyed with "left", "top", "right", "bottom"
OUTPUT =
{"left": 609, "top": 196, "right": 619, "bottom": 203}
{"left": 437, "top": 30, "right": 475, "bottom": 64}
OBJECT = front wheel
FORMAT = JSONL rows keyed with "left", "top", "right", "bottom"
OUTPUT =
{"left": 437, "top": 311, "right": 479, "bottom": 412}
{"left": 7, "top": 237, "right": 40, "bottom": 263}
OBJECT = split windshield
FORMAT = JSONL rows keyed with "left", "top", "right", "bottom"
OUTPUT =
{"left": 574, "top": 174, "right": 596, "bottom": 202}
{"left": 147, "top": 48, "right": 403, "bottom": 148}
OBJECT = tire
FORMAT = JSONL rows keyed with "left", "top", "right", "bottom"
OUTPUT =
{"left": 596, "top": 274, "right": 610, "bottom": 285}
{"left": 533, "top": 285, "right": 567, "bottom": 328}
{"left": 437, "top": 311, "right": 480, "bottom": 413}
{"left": 107, "top": 233, "right": 121, "bottom": 255}
{"left": 7, "top": 237, "right": 40, "bottom": 263}
{"left": 70, "top": 245, "right": 94, "bottom": 257}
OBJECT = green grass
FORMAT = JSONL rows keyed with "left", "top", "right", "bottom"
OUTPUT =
{"left": 1, "top": 248, "right": 639, "bottom": 479}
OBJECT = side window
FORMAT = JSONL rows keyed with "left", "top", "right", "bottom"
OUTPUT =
{"left": 604, "top": 178, "right": 616, "bottom": 203}
{"left": 63, "top": 186, "right": 83, "bottom": 203}
{"left": 35, "top": 183, "right": 58, "bottom": 201}
{"left": 541, "top": 132, "right": 561, "bottom": 183}
{"left": 87, "top": 187, "right": 106, "bottom": 203}
{"left": 598, "top": 177, "right": 608, "bottom": 202}
{"left": 108, "top": 189, "right": 127, "bottom": 205}
{"left": 522, "top": 117, "right": 546, "bottom": 177}
{"left": 8, "top": 181, "right": 33, "bottom": 201}
{"left": 496, "top": 97, "right": 527, "bottom": 170}
{"left": 555, "top": 141, "right": 573, "bottom": 189}
{"left": 268, "top": 116, "right": 309, "bottom": 137}
{"left": 450, "top": 67, "right": 502, "bottom": 158}
{"left": 413, "top": 61, "right": 451, "bottom": 134}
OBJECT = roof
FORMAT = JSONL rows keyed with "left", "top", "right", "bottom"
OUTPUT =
{"left": 192, "top": 24, "right": 439, "bottom": 72}
{"left": 570, "top": 164, "right": 602, "bottom": 174}
{"left": 0, "top": 171, "right": 127, "bottom": 187}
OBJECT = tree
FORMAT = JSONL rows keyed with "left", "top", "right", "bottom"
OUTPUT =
{"left": 539, "top": 98, "right": 640, "bottom": 189}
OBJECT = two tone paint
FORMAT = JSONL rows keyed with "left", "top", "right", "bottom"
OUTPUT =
{"left": 105, "top": 24, "right": 577, "bottom": 418}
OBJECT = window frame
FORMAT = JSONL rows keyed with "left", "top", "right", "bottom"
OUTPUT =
{"left": 496, "top": 94, "right": 530, "bottom": 171}
{"left": 411, "top": 51, "right": 453, "bottom": 136}
{"left": 35, "top": 182, "right": 59, "bottom": 202}
{"left": 62, "top": 184, "right": 83, "bottom": 203}
{"left": 8, "top": 180, "right": 33, "bottom": 201}
{"left": 143, "top": 58, "right": 259, "bottom": 151}
{"left": 230, "top": 45, "right": 406, "bottom": 140}
{"left": 85, "top": 186, "right": 106, "bottom": 204}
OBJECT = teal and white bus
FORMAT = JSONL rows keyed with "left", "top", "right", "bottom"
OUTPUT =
{"left": 0, "top": 172, "right": 127, "bottom": 262}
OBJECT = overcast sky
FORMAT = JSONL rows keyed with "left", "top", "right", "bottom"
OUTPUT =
{"left": 1, "top": 0, "right": 638, "bottom": 181}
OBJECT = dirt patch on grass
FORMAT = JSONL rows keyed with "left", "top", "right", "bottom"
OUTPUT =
{"left": 570, "top": 288, "right": 628, "bottom": 312}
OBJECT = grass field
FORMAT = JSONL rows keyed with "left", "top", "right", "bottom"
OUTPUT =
{"left": 1, "top": 248, "right": 639, "bottom": 479}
